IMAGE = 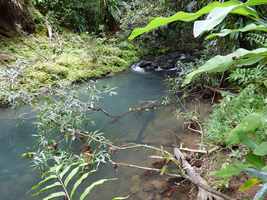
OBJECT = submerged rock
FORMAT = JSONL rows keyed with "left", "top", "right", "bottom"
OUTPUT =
{"left": 131, "top": 52, "right": 193, "bottom": 75}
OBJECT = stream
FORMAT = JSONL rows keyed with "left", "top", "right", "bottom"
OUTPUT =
{"left": 0, "top": 69, "right": 209, "bottom": 200}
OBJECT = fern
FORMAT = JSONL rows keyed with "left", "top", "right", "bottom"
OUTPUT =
{"left": 32, "top": 162, "right": 116, "bottom": 200}
{"left": 229, "top": 66, "right": 267, "bottom": 86}
{"left": 245, "top": 32, "right": 267, "bottom": 47}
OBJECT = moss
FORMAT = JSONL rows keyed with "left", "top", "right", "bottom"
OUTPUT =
{"left": 0, "top": 31, "right": 138, "bottom": 104}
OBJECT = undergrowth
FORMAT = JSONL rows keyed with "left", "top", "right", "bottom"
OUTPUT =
{"left": 0, "top": 32, "right": 138, "bottom": 105}
{"left": 205, "top": 84, "right": 267, "bottom": 143}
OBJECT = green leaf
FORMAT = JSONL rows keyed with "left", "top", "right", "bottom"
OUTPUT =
{"left": 59, "top": 163, "right": 78, "bottom": 179}
{"left": 212, "top": 163, "right": 251, "bottom": 178}
{"left": 70, "top": 170, "right": 96, "bottom": 198}
{"left": 34, "top": 182, "right": 61, "bottom": 196}
{"left": 239, "top": 178, "right": 260, "bottom": 192}
{"left": 31, "top": 175, "right": 57, "bottom": 190}
{"left": 193, "top": 5, "right": 257, "bottom": 37}
{"left": 254, "top": 142, "right": 267, "bottom": 156}
{"left": 226, "top": 113, "right": 265, "bottom": 148}
{"left": 206, "top": 23, "right": 267, "bottom": 39}
{"left": 80, "top": 178, "right": 117, "bottom": 200}
{"left": 112, "top": 195, "right": 130, "bottom": 200}
{"left": 246, "top": 153, "right": 265, "bottom": 169}
{"left": 64, "top": 166, "right": 80, "bottom": 187}
{"left": 182, "top": 48, "right": 267, "bottom": 86}
{"left": 128, "top": 0, "right": 262, "bottom": 40}
{"left": 262, "top": 166, "right": 267, "bottom": 172}
{"left": 43, "top": 191, "right": 66, "bottom": 200}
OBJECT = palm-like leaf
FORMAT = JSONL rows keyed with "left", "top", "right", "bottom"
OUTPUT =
{"left": 32, "top": 163, "right": 116, "bottom": 200}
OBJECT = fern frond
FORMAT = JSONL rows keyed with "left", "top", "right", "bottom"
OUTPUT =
{"left": 43, "top": 191, "right": 66, "bottom": 200}
{"left": 80, "top": 178, "right": 117, "bottom": 200}
{"left": 70, "top": 170, "right": 96, "bottom": 198}
{"left": 32, "top": 163, "right": 116, "bottom": 200}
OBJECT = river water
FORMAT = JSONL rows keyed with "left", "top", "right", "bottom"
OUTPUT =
{"left": 0, "top": 70, "right": 205, "bottom": 200}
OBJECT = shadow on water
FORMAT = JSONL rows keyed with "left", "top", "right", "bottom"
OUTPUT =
{"left": 0, "top": 70, "right": 210, "bottom": 200}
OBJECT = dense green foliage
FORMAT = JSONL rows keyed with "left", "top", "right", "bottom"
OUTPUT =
{"left": 3, "top": 0, "right": 267, "bottom": 199}
{"left": 32, "top": 0, "right": 123, "bottom": 32}
{"left": 130, "top": 0, "right": 267, "bottom": 199}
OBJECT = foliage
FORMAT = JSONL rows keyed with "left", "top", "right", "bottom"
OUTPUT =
{"left": 205, "top": 84, "right": 266, "bottom": 142}
{"left": 128, "top": 0, "right": 264, "bottom": 40}
{"left": 33, "top": 0, "right": 124, "bottom": 32}
{"left": 27, "top": 82, "right": 120, "bottom": 199}
{"left": 213, "top": 111, "right": 267, "bottom": 199}
{"left": 182, "top": 48, "right": 267, "bottom": 86}
{"left": 121, "top": 0, "right": 202, "bottom": 55}
{"left": 32, "top": 162, "right": 116, "bottom": 200}
{"left": 229, "top": 65, "right": 267, "bottom": 86}
{"left": 206, "top": 23, "right": 267, "bottom": 40}
{"left": 129, "top": 1, "right": 267, "bottom": 199}
{"left": 0, "top": 32, "right": 138, "bottom": 106}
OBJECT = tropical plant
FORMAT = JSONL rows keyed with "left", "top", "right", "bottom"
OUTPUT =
{"left": 32, "top": 161, "right": 116, "bottom": 200}
{"left": 129, "top": 0, "right": 267, "bottom": 199}
{"left": 33, "top": 0, "right": 124, "bottom": 32}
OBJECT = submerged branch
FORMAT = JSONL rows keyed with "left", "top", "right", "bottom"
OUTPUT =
{"left": 110, "top": 160, "right": 181, "bottom": 178}
{"left": 88, "top": 100, "right": 163, "bottom": 122}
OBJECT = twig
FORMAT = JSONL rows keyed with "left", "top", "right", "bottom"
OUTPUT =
{"left": 88, "top": 106, "right": 116, "bottom": 118}
{"left": 179, "top": 147, "right": 207, "bottom": 154}
{"left": 110, "top": 160, "right": 181, "bottom": 178}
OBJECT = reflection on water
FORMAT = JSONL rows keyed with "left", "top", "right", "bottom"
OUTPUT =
{"left": 0, "top": 70, "right": 210, "bottom": 200}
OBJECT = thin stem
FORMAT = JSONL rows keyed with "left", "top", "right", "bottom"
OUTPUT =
{"left": 57, "top": 174, "right": 71, "bottom": 200}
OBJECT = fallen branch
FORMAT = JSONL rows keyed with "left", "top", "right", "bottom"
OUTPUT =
{"left": 88, "top": 100, "right": 163, "bottom": 122}
{"left": 110, "top": 160, "right": 181, "bottom": 178}
{"left": 174, "top": 148, "right": 233, "bottom": 200}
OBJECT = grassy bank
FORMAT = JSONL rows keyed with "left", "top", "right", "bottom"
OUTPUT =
{"left": 0, "top": 32, "right": 138, "bottom": 105}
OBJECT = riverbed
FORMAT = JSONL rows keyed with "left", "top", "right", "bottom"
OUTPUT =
{"left": 0, "top": 70, "right": 209, "bottom": 200}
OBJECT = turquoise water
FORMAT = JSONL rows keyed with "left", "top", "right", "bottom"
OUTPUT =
{"left": 0, "top": 71, "right": 179, "bottom": 200}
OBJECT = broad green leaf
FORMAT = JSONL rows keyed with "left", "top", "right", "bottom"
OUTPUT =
{"left": 239, "top": 178, "right": 260, "bottom": 192}
{"left": 34, "top": 182, "right": 61, "bottom": 196}
{"left": 128, "top": 0, "right": 262, "bottom": 40}
{"left": 254, "top": 142, "right": 267, "bottom": 156}
{"left": 246, "top": 0, "right": 267, "bottom": 6}
{"left": 207, "top": 23, "right": 267, "bottom": 39}
{"left": 226, "top": 113, "right": 264, "bottom": 148}
{"left": 70, "top": 170, "right": 96, "bottom": 198}
{"left": 182, "top": 48, "right": 267, "bottom": 86}
{"left": 193, "top": 5, "right": 257, "bottom": 37}
{"left": 31, "top": 175, "right": 57, "bottom": 190}
{"left": 43, "top": 191, "right": 66, "bottom": 200}
{"left": 64, "top": 166, "right": 80, "bottom": 187}
{"left": 80, "top": 178, "right": 117, "bottom": 200}
{"left": 112, "top": 195, "right": 130, "bottom": 200}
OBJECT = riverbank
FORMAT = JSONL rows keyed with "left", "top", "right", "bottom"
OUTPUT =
{"left": 0, "top": 32, "right": 138, "bottom": 106}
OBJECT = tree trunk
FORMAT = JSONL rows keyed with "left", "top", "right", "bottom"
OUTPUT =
{"left": 0, "top": 0, "right": 35, "bottom": 37}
